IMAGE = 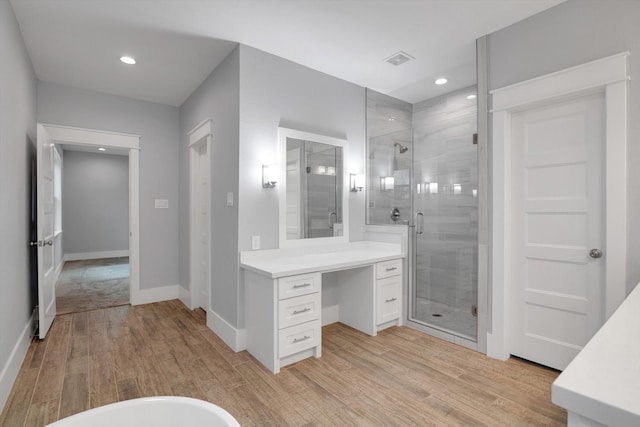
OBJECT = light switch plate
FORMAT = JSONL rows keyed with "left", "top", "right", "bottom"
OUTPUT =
{"left": 155, "top": 199, "right": 169, "bottom": 209}
{"left": 251, "top": 235, "right": 260, "bottom": 250}
{"left": 226, "top": 192, "right": 234, "bottom": 207}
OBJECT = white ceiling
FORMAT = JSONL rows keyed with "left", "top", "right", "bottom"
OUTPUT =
{"left": 10, "top": 0, "right": 564, "bottom": 106}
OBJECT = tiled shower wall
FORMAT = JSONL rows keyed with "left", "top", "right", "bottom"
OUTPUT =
{"left": 366, "top": 89, "right": 413, "bottom": 225}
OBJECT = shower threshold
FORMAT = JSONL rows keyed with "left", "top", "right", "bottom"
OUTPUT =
{"left": 410, "top": 298, "right": 477, "bottom": 343}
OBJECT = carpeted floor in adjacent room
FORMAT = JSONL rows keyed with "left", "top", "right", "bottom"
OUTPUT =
{"left": 55, "top": 257, "right": 129, "bottom": 315}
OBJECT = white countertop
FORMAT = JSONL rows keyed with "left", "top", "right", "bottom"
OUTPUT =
{"left": 240, "top": 241, "right": 405, "bottom": 279}
{"left": 552, "top": 282, "right": 640, "bottom": 426}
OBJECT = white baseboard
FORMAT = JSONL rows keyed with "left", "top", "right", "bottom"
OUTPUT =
{"left": 178, "top": 285, "right": 192, "bottom": 309}
{"left": 486, "top": 332, "right": 509, "bottom": 360}
{"left": 64, "top": 250, "right": 129, "bottom": 262}
{"left": 206, "top": 309, "right": 246, "bottom": 352}
{"left": 0, "top": 315, "right": 33, "bottom": 413}
{"left": 130, "top": 284, "right": 179, "bottom": 306}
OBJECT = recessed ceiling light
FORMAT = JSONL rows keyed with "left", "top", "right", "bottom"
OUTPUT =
{"left": 435, "top": 78, "right": 448, "bottom": 85}
{"left": 98, "top": 147, "right": 106, "bottom": 151}
{"left": 466, "top": 94, "right": 477, "bottom": 100}
{"left": 120, "top": 56, "right": 136, "bottom": 65}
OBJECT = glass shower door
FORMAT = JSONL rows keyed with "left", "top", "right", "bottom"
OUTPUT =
{"left": 411, "top": 88, "right": 478, "bottom": 341}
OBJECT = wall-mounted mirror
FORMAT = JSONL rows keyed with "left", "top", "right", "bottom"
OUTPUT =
{"left": 278, "top": 127, "right": 348, "bottom": 248}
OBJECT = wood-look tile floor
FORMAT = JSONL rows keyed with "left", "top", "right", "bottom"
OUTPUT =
{"left": 0, "top": 300, "right": 566, "bottom": 426}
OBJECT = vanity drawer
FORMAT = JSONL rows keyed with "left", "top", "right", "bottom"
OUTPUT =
{"left": 278, "top": 292, "right": 321, "bottom": 329}
{"left": 278, "top": 273, "right": 320, "bottom": 300}
{"left": 376, "top": 259, "right": 402, "bottom": 279}
{"left": 377, "top": 276, "right": 401, "bottom": 325}
{"left": 278, "top": 320, "right": 321, "bottom": 358}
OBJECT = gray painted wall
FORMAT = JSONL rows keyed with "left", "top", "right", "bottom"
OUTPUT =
{"left": 62, "top": 150, "right": 128, "bottom": 255}
{"left": 488, "top": 0, "right": 640, "bottom": 294}
{"left": 179, "top": 45, "right": 368, "bottom": 331}
{"left": 179, "top": 47, "right": 240, "bottom": 325}
{"left": 0, "top": 1, "right": 37, "bottom": 409}
{"left": 37, "top": 81, "right": 180, "bottom": 290}
{"left": 237, "top": 45, "right": 367, "bottom": 327}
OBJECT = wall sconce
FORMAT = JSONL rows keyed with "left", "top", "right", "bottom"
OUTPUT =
{"left": 262, "top": 164, "right": 277, "bottom": 188}
{"left": 350, "top": 173, "right": 365, "bottom": 192}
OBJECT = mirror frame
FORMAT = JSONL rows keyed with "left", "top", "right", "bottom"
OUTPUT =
{"left": 278, "top": 127, "right": 349, "bottom": 248}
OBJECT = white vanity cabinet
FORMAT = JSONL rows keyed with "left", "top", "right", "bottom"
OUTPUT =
{"left": 277, "top": 273, "right": 322, "bottom": 357}
{"left": 241, "top": 242, "right": 405, "bottom": 374}
{"left": 245, "top": 271, "right": 323, "bottom": 374}
{"left": 376, "top": 259, "right": 402, "bottom": 330}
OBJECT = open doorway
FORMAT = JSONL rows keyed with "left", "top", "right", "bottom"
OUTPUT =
{"left": 55, "top": 146, "right": 130, "bottom": 314}
{"left": 36, "top": 123, "right": 140, "bottom": 338}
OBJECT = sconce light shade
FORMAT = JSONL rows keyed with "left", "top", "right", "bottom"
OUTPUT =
{"left": 262, "top": 164, "right": 277, "bottom": 188}
{"left": 350, "top": 173, "right": 365, "bottom": 192}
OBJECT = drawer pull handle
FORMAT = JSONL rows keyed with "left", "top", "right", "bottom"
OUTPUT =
{"left": 293, "top": 308, "right": 311, "bottom": 315}
{"left": 385, "top": 267, "right": 397, "bottom": 272}
{"left": 293, "top": 283, "right": 312, "bottom": 289}
{"left": 385, "top": 297, "right": 398, "bottom": 303}
{"left": 293, "top": 335, "right": 311, "bottom": 343}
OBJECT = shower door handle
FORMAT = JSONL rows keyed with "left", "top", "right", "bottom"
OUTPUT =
{"left": 415, "top": 212, "right": 424, "bottom": 235}
{"left": 329, "top": 212, "right": 337, "bottom": 230}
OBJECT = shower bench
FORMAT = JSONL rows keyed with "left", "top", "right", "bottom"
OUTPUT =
{"left": 240, "top": 241, "right": 405, "bottom": 373}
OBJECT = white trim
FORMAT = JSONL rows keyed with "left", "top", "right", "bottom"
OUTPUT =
{"left": 604, "top": 81, "right": 627, "bottom": 317}
{"left": 188, "top": 119, "right": 212, "bottom": 311}
{"left": 491, "top": 52, "right": 630, "bottom": 113}
{"left": 206, "top": 309, "right": 246, "bottom": 352}
{"left": 128, "top": 149, "right": 141, "bottom": 307}
{"left": 0, "top": 315, "right": 33, "bottom": 413}
{"left": 64, "top": 250, "right": 129, "bottom": 262}
{"left": 40, "top": 123, "right": 140, "bottom": 150}
{"left": 130, "top": 284, "right": 179, "bottom": 306}
{"left": 178, "top": 285, "right": 191, "bottom": 309}
{"left": 188, "top": 118, "right": 212, "bottom": 146}
{"left": 277, "top": 127, "right": 349, "bottom": 248}
{"left": 39, "top": 123, "right": 142, "bottom": 312}
{"left": 489, "top": 53, "right": 629, "bottom": 360}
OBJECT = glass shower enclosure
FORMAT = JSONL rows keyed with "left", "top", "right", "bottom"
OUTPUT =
{"left": 366, "top": 87, "right": 479, "bottom": 342}
{"left": 412, "top": 88, "right": 478, "bottom": 340}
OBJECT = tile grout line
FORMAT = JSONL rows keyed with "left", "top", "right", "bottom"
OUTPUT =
{"left": 20, "top": 340, "right": 41, "bottom": 427}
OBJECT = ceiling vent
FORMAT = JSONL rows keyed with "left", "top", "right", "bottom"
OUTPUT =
{"left": 385, "top": 51, "right": 414, "bottom": 66}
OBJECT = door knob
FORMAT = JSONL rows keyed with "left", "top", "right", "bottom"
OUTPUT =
{"left": 29, "top": 240, "right": 53, "bottom": 247}
{"left": 589, "top": 248, "right": 603, "bottom": 259}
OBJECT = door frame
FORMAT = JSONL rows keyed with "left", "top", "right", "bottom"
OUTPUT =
{"left": 487, "top": 52, "right": 630, "bottom": 360}
{"left": 39, "top": 123, "right": 141, "bottom": 305}
{"left": 187, "top": 118, "right": 212, "bottom": 310}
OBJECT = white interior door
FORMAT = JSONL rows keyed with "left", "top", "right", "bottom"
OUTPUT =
{"left": 196, "top": 143, "right": 209, "bottom": 311}
{"left": 510, "top": 93, "right": 605, "bottom": 370}
{"left": 36, "top": 124, "right": 57, "bottom": 338}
